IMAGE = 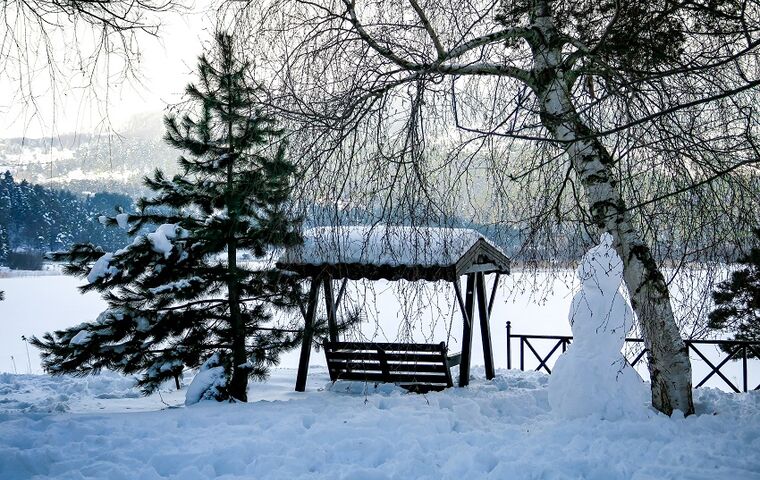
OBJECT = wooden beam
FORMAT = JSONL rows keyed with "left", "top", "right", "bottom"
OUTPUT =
{"left": 323, "top": 275, "right": 339, "bottom": 342}
{"left": 458, "top": 274, "right": 476, "bottom": 387}
{"left": 476, "top": 272, "right": 495, "bottom": 380}
{"left": 295, "top": 276, "right": 322, "bottom": 392}
{"left": 291, "top": 277, "right": 308, "bottom": 319}
{"left": 296, "top": 300, "right": 307, "bottom": 320}
{"left": 462, "top": 262, "right": 499, "bottom": 274}
{"left": 334, "top": 278, "right": 348, "bottom": 311}
{"left": 440, "top": 342, "right": 455, "bottom": 388}
{"left": 453, "top": 279, "right": 469, "bottom": 326}
{"left": 487, "top": 273, "right": 501, "bottom": 318}
{"left": 377, "top": 348, "right": 391, "bottom": 383}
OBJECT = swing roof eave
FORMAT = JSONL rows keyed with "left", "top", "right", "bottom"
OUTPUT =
{"left": 276, "top": 225, "right": 511, "bottom": 282}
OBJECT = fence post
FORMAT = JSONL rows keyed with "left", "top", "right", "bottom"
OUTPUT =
{"left": 743, "top": 345, "right": 748, "bottom": 393}
{"left": 506, "top": 321, "right": 512, "bottom": 370}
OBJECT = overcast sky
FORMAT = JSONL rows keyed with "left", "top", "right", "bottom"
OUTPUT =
{"left": 1, "top": 4, "right": 215, "bottom": 139}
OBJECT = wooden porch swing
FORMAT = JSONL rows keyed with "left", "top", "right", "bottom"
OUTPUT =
{"left": 276, "top": 225, "right": 511, "bottom": 392}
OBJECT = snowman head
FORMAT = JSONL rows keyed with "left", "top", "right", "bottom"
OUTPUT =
{"left": 577, "top": 233, "right": 624, "bottom": 294}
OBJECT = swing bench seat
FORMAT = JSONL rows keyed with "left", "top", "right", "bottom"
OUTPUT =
{"left": 324, "top": 341, "right": 461, "bottom": 392}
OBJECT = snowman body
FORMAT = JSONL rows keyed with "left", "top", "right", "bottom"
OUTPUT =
{"left": 548, "top": 234, "right": 649, "bottom": 420}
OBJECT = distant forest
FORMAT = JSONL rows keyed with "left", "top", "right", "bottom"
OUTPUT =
{"left": 0, "top": 171, "right": 132, "bottom": 265}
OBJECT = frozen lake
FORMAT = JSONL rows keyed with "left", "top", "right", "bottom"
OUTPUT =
{"left": 0, "top": 269, "right": 756, "bottom": 392}
{"left": 0, "top": 270, "right": 572, "bottom": 373}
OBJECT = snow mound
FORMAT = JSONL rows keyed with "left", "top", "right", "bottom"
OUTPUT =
{"left": 548, "top": 233, "right": 649, "bottom": 420}
{"left": 327, "top": 380, "right": 406, "bottom": 396}
{"left": 185, "top": 368, "right": 226, "bottom": 405}
{"left": 115, "top": 213, "right": 130, "bottom": 230}
{"left": 185, "top": 354, "right": 228, "bottom": 405}
{"left": 0, "top": 371, "right": 142, "bottom": 414}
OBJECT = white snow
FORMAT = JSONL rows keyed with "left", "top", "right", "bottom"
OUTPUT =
{"left": 115, "top": 213, "right": 130, "bottom": 230}
{"left": 135, "top": 317, "right": 151, "bottom": 332}
{"left": 86, "top": 252, "right": 118, "bottom": 283}
{"left": 548, "top": 234, "right": 649, "bottom": 420}
{"left": 280, "top": 225, "right": 500, "bottom": 268}
{"left": 147, "top": 223, "right": 181, "bottom": 258}
{"left": 149, "top": 277, "right": 201, "bottom": 295}
{"left": 68, "top": 330, "right": 92, "bottom": 346}
{"left": 158, "top": 360, "right": 183, "bottom": 373}
{"left": 0, "top": 368, "right": 759, "bottom": 479}
{"left": 2, "top": 268, "right": 760, "bottom": 478}
{"left": 48, "top": 167, "right": 141, "bottom": 184}
{"left": 185, "top": 353, "right": 229, "bottom": 405}
{"left": 0, "top": 370, "right": 142, "bottom": 414}
{"left": 185, "top": 367, "right": 227, "bottom": 406}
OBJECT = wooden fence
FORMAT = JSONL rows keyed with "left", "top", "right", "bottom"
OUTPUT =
{"left": 505, "top": 321, "right": 760, "bottom": 393}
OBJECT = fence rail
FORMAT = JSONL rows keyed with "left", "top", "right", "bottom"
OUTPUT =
{"left": 505, "top": 321, "right": 760, "bottom": 393}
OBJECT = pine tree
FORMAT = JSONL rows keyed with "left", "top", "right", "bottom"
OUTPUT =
{"left": 0, "top": 224, "right": 8, "bottom": 265}
{"left": 0, "top": 172, "right": 13, "bottom": 258}
{"left": 708, "top": 229, "right": 760, "bottom": 357}
{"left": 32, "top": 32, "right": 304, "bottom": 402}
{"left": 0, "top": 175, "right": 5, "bottom": 297}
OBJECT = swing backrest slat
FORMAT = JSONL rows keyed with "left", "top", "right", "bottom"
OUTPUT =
{"left": 324, "top": 341, "right": 458, "bottom": 392}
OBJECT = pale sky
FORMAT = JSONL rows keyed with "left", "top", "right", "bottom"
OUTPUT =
{"left": 1, "top": 3, "right": 216, "bottom": 139}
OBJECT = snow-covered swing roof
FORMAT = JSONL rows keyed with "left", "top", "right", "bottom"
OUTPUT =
{"left": 279, "top": 225, "right": 508, "bottom": 392}
{"left": 276, "top": 225, "right": 511, "bottom": 282}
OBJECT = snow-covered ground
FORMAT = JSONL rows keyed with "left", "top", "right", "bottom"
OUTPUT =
{"left": 1, "top": 367, "right": 759, "bottom": 479}
{"left": 1, "top": 270, "right": 760, "bottom": 478}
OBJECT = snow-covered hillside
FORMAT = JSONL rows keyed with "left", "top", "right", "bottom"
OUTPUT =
{"left": 1, "top": 367, "right": 759, "bottom": 479}
{"left": 0, "top": 123, "right": 177, "bottom": 196}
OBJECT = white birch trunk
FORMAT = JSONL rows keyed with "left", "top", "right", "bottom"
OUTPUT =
{"left": 528, "top": 4, "right": 695, "bottom": 415}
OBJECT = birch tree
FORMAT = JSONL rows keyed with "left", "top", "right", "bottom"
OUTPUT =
{"left": 231, "top": 0, "right": 760, "bottom": 415}
{"left": 1, "top": 0, "right": 182, "bottom": 130}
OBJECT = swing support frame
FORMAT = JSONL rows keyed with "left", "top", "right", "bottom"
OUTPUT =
{"left": 276, "top": 227, "right": 511, "bottom": 392}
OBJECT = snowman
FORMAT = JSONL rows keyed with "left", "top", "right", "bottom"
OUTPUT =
{"left": 548, "top": 233, "right": 649, "bottom": 420}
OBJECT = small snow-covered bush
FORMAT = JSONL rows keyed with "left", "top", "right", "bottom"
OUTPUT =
{"left": 185, "top": 353, "right": 229, "bottom": 405}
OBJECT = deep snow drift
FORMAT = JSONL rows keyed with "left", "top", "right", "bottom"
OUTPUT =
{"left": 1, "top": 367, "right": 759, "bottom": 480}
